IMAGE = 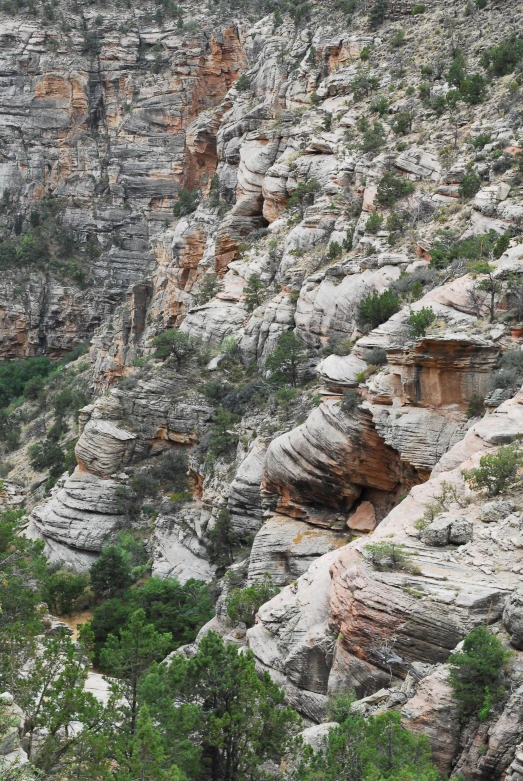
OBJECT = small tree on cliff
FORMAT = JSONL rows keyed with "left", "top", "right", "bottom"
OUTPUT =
{"left": 448, "top": 625, "right": 512, "bottom": 721}
{"left": 152, "top": 329, "right": 202, "bottom": 366}
{"left": 265, "top": 331, "right": 308, "bottom": 387}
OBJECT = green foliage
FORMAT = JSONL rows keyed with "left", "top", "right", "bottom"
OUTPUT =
{"left": 327, "top": 241, "right": 342, "bottom": 260}
{"left": 391, "top": 29, "right": 406, "bottom": 48}
{"left": 368, "top": 0, "right": 388, "bottom": 29}
{"left": 207, "top": 508, "right": 236, "bottom": 573}
{"left": 371, "top": 96, "right": 389, "bottom": 115}
{"left": 244, "top": 273, "right": 265, "bottom": 311}
{"left": 480, "top": 36, "right": 523, "bottom": 76}
{"left": 364, "top": 347, "right": 387, "bottom": 366}
{"left": 0, "top": 356, "right": 51, "bottom": 409}
{"left": 209, "top": 407, "right": 240, "bottom": 458}
{"left": 411, "top": 2, "right": 426, "bottom": 12}
{"left": 101, "top": 609, "right": 173, "bottom": 737}
{"left": 296, "top": 710, "right": 438, "bottom": 781}
{"left": 173, "top": 188, "right": 200, "bottom": 218}
{"left": 265, "top": 331, "right": 308, "bottom": 387}
{"left": 357, "top": 289, "right": 401, "bottom": 330}
{"left": 28, "top": 439, "right": 65, "bottom": 481}
{"left": 340, "top": 389, "right": 362, "bottom": 414}
{"left": 459, "top": 170, "right": 482, "bottom": 199}
{"left": 196, "top": 274, "right": 219, "bottom": 305}
{"left": 466, "top": 394, "right": 486, "bottom": 419}
{"left": 235, "top": 72, "right": 250, "bottom": 91}
{"left": 286, "top": 178, "right": 320, "bottom": 215}
{"left": 43, "top": 569, "right": 88, "bottom": 615}
{"left": 152, "top": 328, "right": 204, "bottom": 366}
{"left": 448, "top": 51, "right": 466, "bottom": 88}
{"left": 428, "top": 230, "right": 498, "bottom": 269}
{"left": 226, "top": 573, "right": 279, "bottom": 627}
{"left": 90, "top": 544, "right": 133, "bottom": 603}
{"left": 364, "top": 541, "right": 411, "bottom": 570}
{"left": 376, "top": 172, "right": 415, "bottom": 207}
{"left": 365, "top": 211, "right": 383, "bottom": 234}
{"left": 351, "top": 69, "right": 380, "bottom": 99}
{"left": 493, "top": 232, "right": 511, "bottom": 260}
{"left": 321, "top": 335, "right": 354, "bottom": 357}
{"left": 463, "top": 441, "right": 523, "bottom": 497}
{"left": 326, "top": 690, "right": 356, "bottom": 723}
{"left": 361, "top": 121, "right": 386, "bottom": 152}
{"left": 392, "top": 107, "right": 415, "bottom": 135}
{"left": 407, "top": 306, "right": 436, "bottom": 337}
{"left": 449, "top": 625, "right": 512, "bottom": 720}
{"left": 142, "top": 631, "right": 298, "bottom": 781}
{"left": 460, "top": 73, "right": 487, "bottom": 104}
{"left": 0, "top": 509, "right": 47, "bottom": 694}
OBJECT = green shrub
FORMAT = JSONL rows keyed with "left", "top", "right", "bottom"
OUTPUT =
{"left": 407, "top": 306, "right": 436, "bottom": 337}
{"left": 235, "top": 73, "right": 250, "bottom": 91}
{"left": 459, "top": 171, "right": 482, "bottom": 199}
{"left": 364, "top": 348, "right": 387, "bottom": 366}
{"left": 243, "top": 273, "right": 264, "bottom": 311}
{"left": 466, "top": 394, "right": 486, "bottom": 419}
{"left": 226, "top": 573, "right": 279, "bottom": 627}
{"left": 340, "top": 389, "right": 362, "bottom": 414}
{"left": 326, "top": 690, "right": 356, "bottom": 722}
{"left": 470, "top": 133, "right": 491, "bottom": 149}
{"left": 351, "top": 69, "right": 380, "bottom": 100}
{"left": 44, "top": 569, "right": 88, "bottom": 615}
{"left": 321, "top": 335, "right": 354, "bottom": 357}
{"left": 0, "top": 356, "right": 52, "bottom": 409}
{"left": 327, "top": 241, "right": 342, "bottom": 260}
{"left": 480, "top": 36, "right": 523, "bottom": 77}
{"left": 29, "top": 439, "right": 65, "bottom": 479}
{"left": 391, "top": 29, "right": 406, "bottom": 48}
{"left": 357, "top": 289, "right": 401, "bottom": 330}
{"left": 449, "top": 625, "right": 512, "bottom": 721}
{"left": 207, "top": 508, "right": 235, "bottom": 573}
{"left": 173, "top": 188, "right": 200, "bottom": 217}
{"left": 392, "top": 109, "right": 414, "bottom": 135}
{"left": 376, "top": 172, "right": 415, "bottom": 207}
{"left": 460, "top": 73, "right": 487, "bottom": 104}
{"left": 411, "top": 2, "right": 426, "bottom": 12}
{"left": 368, "top": 0, "right": 388, "bottom": 29}
{"left": 361, "top": 121, "right": 386, "bottom": 152}
{"left": 265, "top": 331, "right": 308, "bottom": 387}
{"left": 463, "top": 442, "right": 523, "bottom": 496}
{"left": 365, "top": 211, "right": 383, "bottom": 234}
{"left": 196, "top": 274, "right": 219, "bottom": 305}
{"left": 152, "top": 328, "right": 204, "bottom": 366}
{"left": 371, "top": 96, "right": 388, "bottom": 115}
{"left": 208, "top": 407, "right": 240, "bottom": 458}
{"left": 364, "top": 541, "right": 411, "bottom": 570}
{"left": 90, "top": 545, "right": 133, "bottom": 603}
{"left": 286, "top": 178, "right": 320, "bottom": 215}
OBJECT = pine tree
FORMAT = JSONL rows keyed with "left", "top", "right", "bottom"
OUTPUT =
{"left": 265, "top": 331, "right": 308, "bottom": 387}
{"left": 244, "top": 273, "right": 264, "bottom": 311}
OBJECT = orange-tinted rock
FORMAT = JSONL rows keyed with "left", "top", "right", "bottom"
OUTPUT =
{"left": 386, "top": 337, "right": 499, "bottom": 408}
{"left": 347, "top": 501, "right": 376, "bottom": 532}
{"left": 262, "top": 398, "right": 419, "bottom": 525}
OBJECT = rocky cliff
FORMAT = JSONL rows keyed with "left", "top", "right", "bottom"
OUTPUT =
{"left": 3, "top": 0, "right": 523, "bottom": 777}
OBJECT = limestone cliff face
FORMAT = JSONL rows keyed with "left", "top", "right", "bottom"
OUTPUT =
{"left": 4, "top": 0, "right": 523, "bottom": 777}
{"left": 0, "top": 16, "right": 245, "bottom": 359}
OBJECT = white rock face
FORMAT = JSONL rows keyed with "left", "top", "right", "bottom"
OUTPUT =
{"left": 247, "top": 515, "right": 346, "bottom": 586}
{"left": 75, "top": 419, "right": 136, "bottom": 477}
{"left": 151, "top": 507, "right": 214, "bottom": 584}
{"left": 317, "top": 354, "right": 367, "bottom": 391}
{"left": 29, "top": 471, "right": 126, "bottom": 564}
{"left": 228, "top": 438, "right": 267, "bottom": 536}
{"left": 295, "top": 264, "right": 402, "bottom": 349}
{"left": 247, "top": 551, "right": 339, "bottom": 722}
